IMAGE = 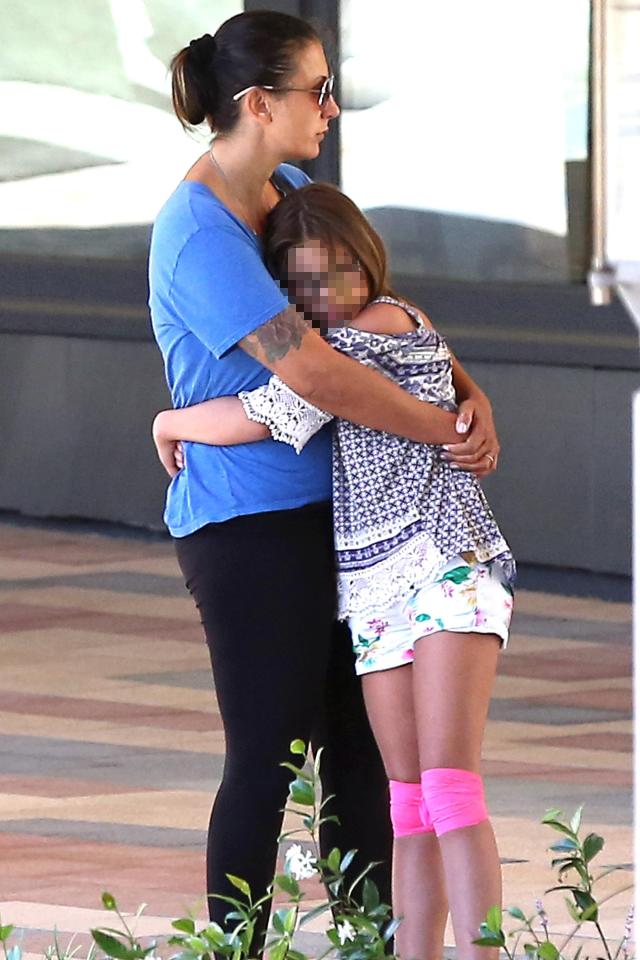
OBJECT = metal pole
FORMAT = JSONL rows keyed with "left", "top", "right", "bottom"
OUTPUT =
{"left": 588, "top": 0, "right": 615, "bottom": 305}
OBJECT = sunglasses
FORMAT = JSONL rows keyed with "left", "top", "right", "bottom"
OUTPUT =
{"left": 233, "top": 74, "right": 335, "bottom": 109}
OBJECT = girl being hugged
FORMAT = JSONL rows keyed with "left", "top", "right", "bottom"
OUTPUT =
{"left": 154, "top": 183, "right": 515, "bottom": 960}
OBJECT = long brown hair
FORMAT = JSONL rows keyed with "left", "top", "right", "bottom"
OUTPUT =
{"left": 264, "top": 183, "right": 397, "bottom": 301}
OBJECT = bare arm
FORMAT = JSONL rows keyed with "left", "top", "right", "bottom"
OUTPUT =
{"left": 446, "top": 352, "right": 500, "bottom": 475}
{"left": 350, "top": 298, "right": 499, "bottom": 473}
{"left": 152, "top": 398, "right": 269, "bottom": 476}
{"left": 239, "top": 305, "right": 461, "bottom": 445}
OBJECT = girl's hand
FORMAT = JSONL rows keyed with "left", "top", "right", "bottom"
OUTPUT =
{"left": 154, "top": 436, "right": 182, "bottom": 478}
{"left": 152, "top": 411, "right": 182, "bottom": 478}
{"left": 443, "top": 397, "right": 500, "bottom": 478}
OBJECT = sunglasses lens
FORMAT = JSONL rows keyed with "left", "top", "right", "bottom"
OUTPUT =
{"left": 319, "top": 76, "right": 334, "bottom": 107}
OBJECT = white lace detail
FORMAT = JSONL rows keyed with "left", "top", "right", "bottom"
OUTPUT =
{"left": 238, "top": 375, "right": 333, "bottom": 454}
{"left": 336, "top": 531, "right": 512, "bottom": 619}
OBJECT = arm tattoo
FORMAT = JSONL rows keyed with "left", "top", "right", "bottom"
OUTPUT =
{"left": 241, "top": 305, "right": 310, "bottom": 365}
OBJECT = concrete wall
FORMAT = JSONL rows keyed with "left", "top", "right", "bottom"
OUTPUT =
{"left": 0, "top": 258, "right": 637, "bottom": 575}
{"left": 466, "top": 361, "right": 634, "bottom": 576}
{"left": 0, "top": 333, "right": 170, "bottom": 530}
{"left": 0, "top": 329, "right": 634, "bottom": 575}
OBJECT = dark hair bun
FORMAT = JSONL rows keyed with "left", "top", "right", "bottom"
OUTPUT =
{"left": 188, "top": 33, "right": 217, "bottom": 69}
{"left": 171, "top": 11, "right": 320, "bottom": 134}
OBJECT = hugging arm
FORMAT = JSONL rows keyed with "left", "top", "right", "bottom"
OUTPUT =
{"left": 152, "top": 398, "right": 271, "bottom": 477}
{"left": 447, "top": 352, "right": 500, "bottom": 475}
{"left": 239, "top": 304, "right": 463, "bottom": 445}
{"left": 152, "top": 308, "right": 500, "bottom": 475}
{"left": 152, "top": 375, "right": 334, "bottom": 478}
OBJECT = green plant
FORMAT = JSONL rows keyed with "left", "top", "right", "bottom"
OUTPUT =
{"left": 167, "top": 739, "right": 399, "bottom": 960}
{"left": 0, "top": 738, "right": 398, "bottom": 960}
{"left": 0, "top": 919, "right": 99, "bottom": 960}
{"left": 474, "top": 806, "right": 633, "bottom": 960}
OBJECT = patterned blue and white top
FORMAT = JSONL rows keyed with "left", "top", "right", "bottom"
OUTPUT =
{"left": 239, "top": 297, "right": 515, "bottom": 619}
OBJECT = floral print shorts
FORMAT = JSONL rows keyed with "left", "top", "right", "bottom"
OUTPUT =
{"left": 348, "top": 554, "right": 514, "bottom": 676}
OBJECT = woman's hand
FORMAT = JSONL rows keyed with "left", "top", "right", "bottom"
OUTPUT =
{"left": 442, "top": 395, "right": 500, "bottom": 478}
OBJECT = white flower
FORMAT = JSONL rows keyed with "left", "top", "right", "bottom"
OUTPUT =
{"left": 284, "top": 843, "right": 317, "bottom": 881}
{"left": 337, "top": 920, "right": 357, "bottom": 945}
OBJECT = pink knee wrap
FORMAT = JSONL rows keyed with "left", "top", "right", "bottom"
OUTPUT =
{"left": 389, "top": 780, "right": 434, "bottom": 837}
{"left": 421, "top": 768, "right": 488, "bottom": 837}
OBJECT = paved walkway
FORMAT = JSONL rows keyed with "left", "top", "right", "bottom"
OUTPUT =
{"left": 0, "top": 519, "right": 632, "bottom": 955}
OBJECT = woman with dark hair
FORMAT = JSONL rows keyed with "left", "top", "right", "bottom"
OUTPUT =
{"left": 148, "top": 9, "right": 499, "bottom": 949}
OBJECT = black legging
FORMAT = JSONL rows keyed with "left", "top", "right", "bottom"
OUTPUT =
{"left": 175, "top": 501, "right": 392, "bottom": 948}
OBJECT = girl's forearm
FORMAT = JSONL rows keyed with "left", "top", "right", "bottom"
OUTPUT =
{"left": 153, "top": 397, "right": 270, "bottom": 446}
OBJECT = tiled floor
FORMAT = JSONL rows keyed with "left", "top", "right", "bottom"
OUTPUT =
{"left": 0, "top": 520, "right": 632, "bottom": 955}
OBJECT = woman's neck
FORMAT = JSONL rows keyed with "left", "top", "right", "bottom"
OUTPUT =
{"left": 209, "top": 135, "right": 282, "bottom": 208}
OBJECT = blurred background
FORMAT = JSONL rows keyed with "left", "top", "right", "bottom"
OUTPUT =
{"left": 0, "top": 0, "right": 638, "bottom": 589}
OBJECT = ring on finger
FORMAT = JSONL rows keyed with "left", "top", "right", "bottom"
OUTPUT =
{"left": 485, "top": 453, "right": 496, "bottom": 467}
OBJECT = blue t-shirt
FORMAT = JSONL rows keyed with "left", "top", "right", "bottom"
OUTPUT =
{"left": 148, "top": 163, "right": 332, "bottom": 537}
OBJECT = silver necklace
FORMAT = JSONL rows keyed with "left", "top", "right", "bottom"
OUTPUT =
{"left": 209, "top": 147, "right": 259, "bottom": 236}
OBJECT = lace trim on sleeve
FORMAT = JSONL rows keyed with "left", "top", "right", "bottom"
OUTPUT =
{"left": 238, "top": 375, "right": 333, "bottom": 454}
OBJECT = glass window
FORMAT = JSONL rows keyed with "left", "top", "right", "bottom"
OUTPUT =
{"left": 339, "top": 0, "right": 590, "bottom": 283}
{"left": 0, "top": 0, "right": 241, "bottom": 258}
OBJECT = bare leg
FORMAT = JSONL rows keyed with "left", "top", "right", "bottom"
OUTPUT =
{"left": 413, "top": 631, "right": 501, "bottom": 960}
{"left": 363, "top": 665, "right": 448, "bottom": 960}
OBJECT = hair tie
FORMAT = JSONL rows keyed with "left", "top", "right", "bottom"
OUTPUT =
{"left": 188, "top": 33, "right": 217, "bottom": 67}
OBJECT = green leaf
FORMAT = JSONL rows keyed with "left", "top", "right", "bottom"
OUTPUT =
{"left": 272, "top": 908, "right": 297, "bottom": 937}
{"left": 382, "top": 917, "right": 402, "bottom": 943}
{"left": 326, "top": 928, "right": 340, "bottom": 947}
{"left": 290, "top": 739, "right": 306, "bottom": 756}
{"left": 287, "top": 952, "right": 307, "bottom": 960}
{"left": 342, "top": 914, "right": 379, "bottom": 937}
{"left": 550, "top": 838, "right": 578, "bottom": 853}
{"left": 0, "top": 927, "right": 15, "bottom": 943}
{"left": 280, "top": 761, "right": 312, "bottom": 782}
{"left": 362, "top": 878, "right": 380, "bottom": 913}
{"left": 101, "top": 893, "right": 117, "bottom": 912}
{"left": 476, "top": 923, "right": 505, "bottom": 946}
{"left": 172, "top": 918, "right": 196, "bottom": 935}
{"left": 564, "top": 898, "right": 581, "bottom": 922}
{"left": 507, "top": 906, "right": 526, "bottom": 921}
{"left": 542, "top": 810, "right": 575, "bottom": 837}
{"left": 226, "top": 875, "right": 251, "bottom": 899}
{"left": 300, "top": 903, "right": 333, "bottom": 927}
{"left": 538, "top": 943, "right": 559, "bottom": 960}
{"left": 573, "top": 891, "right": 598, "bottom": 923}
{"left": 269, "top": 939, "right": 288, "bottom": 960}
{"left": 90, "top": 932, "right": 137, "bottom": 960}
{"left": 441, "top": 565, "right": 472, "bottom": 584}
{"left": 290, "top": 778, "right": 315, "bottom": 806}
{"left": 202, "top": 924, "right": 228, "bottom": 948}
{"left": 472, "top": 936, "right": 505, "bottom": 947}
{"left": 486, "top": 905, "right": 503, "bottom": 935}
{"left": 582, "top": 833, "right": 604, "bottom": 863}
{"left": 326, "top": 847, "right": 341, "bottom": 874}
{"left": 570, "top": 805, "right": 584, "bottom": 835}
{"left": 274, "top": 873, "right": 300, "bottom": 898}
{"left": 340, "top": 849, "right": 357, "bottom": 873}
